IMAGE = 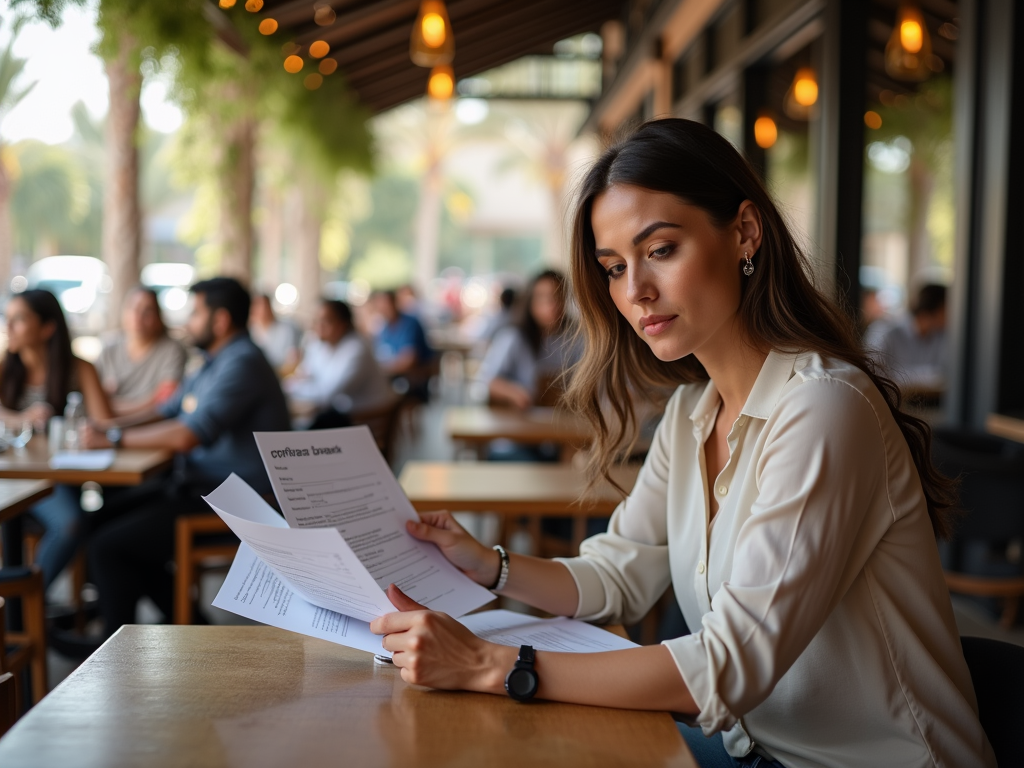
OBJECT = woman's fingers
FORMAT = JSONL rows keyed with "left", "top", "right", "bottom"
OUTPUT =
{"left": 387, "top": 583, "right": 427, "bottom": 611}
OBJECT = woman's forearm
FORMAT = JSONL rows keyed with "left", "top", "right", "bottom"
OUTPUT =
{"left": 495, "top": 552, "right": 581, "bottom": 617}
{"left": 475, "top": 642, "right": 697, "bottom": 713}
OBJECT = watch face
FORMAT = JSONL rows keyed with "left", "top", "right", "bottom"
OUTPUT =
{"left": 506, "top": 667, "right": 538, "bottom": 700}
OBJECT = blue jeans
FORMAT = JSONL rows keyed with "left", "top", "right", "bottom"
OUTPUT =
{"left": 678, "top": 724, "right": 786, "bottom": 768}
{"left": 28, "top": 484, "right": 85, "bottom": 589}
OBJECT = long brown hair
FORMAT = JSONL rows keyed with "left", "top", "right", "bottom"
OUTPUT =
{"left": 564, "top": 118, "right": 956, "bottom": 538}
{"left": 0, "top": 290, "right": 75, "bottom": 413}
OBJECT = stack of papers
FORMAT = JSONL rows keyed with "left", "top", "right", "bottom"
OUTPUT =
{"left": 208, "top": 427, "right": 638, "bottom": 657}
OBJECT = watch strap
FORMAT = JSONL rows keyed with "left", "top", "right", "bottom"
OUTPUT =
{"left": 488, "top": 544, "right": 510, "bottom": 592}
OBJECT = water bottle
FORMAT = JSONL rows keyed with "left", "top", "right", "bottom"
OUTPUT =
{"left": 63, "top": 392, "right": 84, "bottom": 452}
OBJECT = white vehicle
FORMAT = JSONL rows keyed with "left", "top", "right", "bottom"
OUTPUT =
{"left": 24, "top": 255, "right": 111, "bottom": 337}
{"left": 141, "top": 262, "right": 195, "bottom": 327}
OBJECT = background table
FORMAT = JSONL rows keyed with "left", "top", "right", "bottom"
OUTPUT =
{"left": 0, "top": 625, "right": 696, "bottom": 768}
{"left": 0, "top": 480, "right": 53, "bottom": 526}
{"left": 986, "top": 413, "right": 1024, "bottom": 444}
{"left": 445, "top": 406, "right": 593, "bottom": 459}
{"left": 0, "top": 436, "right": 173, "bottom": 486}
{"left": 399, "top": 461, "right": 640, "bottom": 551}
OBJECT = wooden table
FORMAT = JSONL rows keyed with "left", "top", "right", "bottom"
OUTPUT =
{"left": 0, "top": 625, "right": 694, "bottom": 768}
{"left": 986, "top": 413, "right": 1024, "bottom": 444}
{"left": 0, "top": 480, "right": 53, "bottom": 526}
{"left": 0, "top": 436, "right": 173, "bottom": 485}
{"left": 445, "top": 406, "right": 593, "bottom": 458}
{"left": 399, "top": 461, "right": 640, "bottom": 551}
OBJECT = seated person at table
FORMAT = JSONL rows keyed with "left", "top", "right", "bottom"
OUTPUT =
{"left": 249, "top": 293, "right": 301, "bottom": 376}
{"left": 285, "top": 299, "right": 391, "bottom": 417}
{"left": 83, "top": 277, "right": 290, "bottom": 632}
{"left": 366, "top": 120, "right": 994, "bottom": 768}
{"left": 369, "top": 289, "right": 433, "bottom": 396}
{"left": 865, "top": 283, "right": 947, "bottom": 392}
{"left": 95, "top": 286, "right": 187, "bottom": 417}
{"left": 0, "top": 290, "right": 113, "bottom": 588}
{"left": 475, "top": 270, "right": 579, "bottom": 410}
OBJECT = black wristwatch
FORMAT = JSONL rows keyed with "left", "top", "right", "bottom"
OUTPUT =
{"left": 504, "top": 644, "right": 538, "bottom": 702}
{"left": 105, "top": 428, "right": 123, "bottom": 448}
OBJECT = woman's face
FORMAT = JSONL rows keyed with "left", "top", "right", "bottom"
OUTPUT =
{"left": 123, "top": 291, "right": 162, "bottom": 341}
{"left": 530, "top": 278, "right": 563, "bottom": 333}
{"left": 592, "top": 184, "right": 752, "bottom": 363}
{"left": 5, "top": 297, "right": 52, "bottom": 354}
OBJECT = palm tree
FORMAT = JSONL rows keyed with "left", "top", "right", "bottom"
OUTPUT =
{"left": 0, "top": 16, "right": 37, "bottom": 289}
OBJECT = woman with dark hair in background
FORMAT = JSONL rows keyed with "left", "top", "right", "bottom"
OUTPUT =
{"left": 364, "top": 120, "right": 994, "bottom": 768}
{"left": 95, "top": 286, "right": 187, "bottom": 417}
{"left": 0, "top": 289, "right": 113, "bottom": 587}
{"left": 475, "top": 270, "right": 578, "bottom": 410}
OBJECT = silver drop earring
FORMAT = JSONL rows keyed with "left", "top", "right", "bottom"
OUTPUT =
{"left": 743, "top": 251, "right": 754, "bottom": 276}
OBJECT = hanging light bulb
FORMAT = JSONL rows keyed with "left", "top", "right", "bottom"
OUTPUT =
{"left": 784, "top": 67, "right": 818, "bottom": 120}
{"left": 753, "top": 114, "right": 777, "bottom": 149}
{"left": 410, "top": 0, "right": 454, "bottom": 67}
{"left": 427, "top": 64, "right": 455, "bottom": 100}
{"left": 885, "top": 4, "right": 932, "bottom": 82}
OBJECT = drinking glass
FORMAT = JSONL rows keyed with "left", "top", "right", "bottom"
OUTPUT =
{"left": 2, "top": 419, "right": 33, "bottom": 452}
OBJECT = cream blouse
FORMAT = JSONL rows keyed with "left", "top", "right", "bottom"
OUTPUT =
{"left": 556, "top": 350, "right": 995, "bottom": 768}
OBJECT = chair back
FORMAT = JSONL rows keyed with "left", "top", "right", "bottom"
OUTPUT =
{"left": 0, "top": 672, "right": 14, "bottom": 737}
{"left": 931, "top": 429, "right": 1024, "bottom": 541}
{"left": 0, "top": 596, "right": 6, "bottom": 673}
{"left": 350, "top": 397, "right": 404, "bottom": 465}
{"left": 961, "top": 635, "right": 1024, "bottom": 767}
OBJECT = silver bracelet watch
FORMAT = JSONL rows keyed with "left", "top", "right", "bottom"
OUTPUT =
{"left": 488, "top": 544, "right": 510, "bottom": 592}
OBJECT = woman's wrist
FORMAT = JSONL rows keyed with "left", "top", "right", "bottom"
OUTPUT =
{"left": 469, "top": 641, "right": 517, "bottom": 695}
{"left": 472, "top": 546, "right": 502, "bottom": 588}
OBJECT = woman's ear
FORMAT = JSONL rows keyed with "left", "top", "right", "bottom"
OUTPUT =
{"left": 736, "top": 200, "right": 763, "bottom": 261}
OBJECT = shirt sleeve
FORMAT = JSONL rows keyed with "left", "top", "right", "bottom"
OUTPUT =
{"left": 476, "top": 327, "right": 521, "bottom": 386}
{"left": 156, "top": 340, "right": 187, "bottom": 387}
{"left": 664, "top": 378, "right": 894, "bottom": 734}
{"left": 292, "top": 338, "right": 365, "bottom": 408}
{"left": 177, "top": 350, "right": 265, "bottom": 446}
{"left": 159, "top": 377, "right": 186, "bottom": 419}
{"left": 554, "top": 389, "right": 679, "bottom": 625}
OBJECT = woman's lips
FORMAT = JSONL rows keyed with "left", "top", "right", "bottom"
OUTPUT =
{"left": 639, "top": 315, "right": 677, "bottom": 336}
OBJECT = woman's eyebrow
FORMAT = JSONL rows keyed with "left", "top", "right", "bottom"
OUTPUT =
{"left": 633, "top": 221, "right": 681, "bottom": 245}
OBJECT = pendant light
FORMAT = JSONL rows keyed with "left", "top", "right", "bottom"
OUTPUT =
{"left": 427, "top": 64, "right": 455, "bottom": 100}
{"left": 753, "top": 114, "right": 777, "bottom": 149}
{"left": 411, "top": 0, "right": 455, "bottom": 67}
{"left": 783, "top": 67, "right": 818, "bottom": 120}
{"left": 885, "top": 4, "right": 932, "bottom": 82}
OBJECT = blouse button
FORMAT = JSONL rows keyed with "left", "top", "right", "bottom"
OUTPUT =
{"left": 697, "top": 561, "right": 706, "bottom": 575}
{"left": 718, "top": 484, "right": 728, "bottom": 496}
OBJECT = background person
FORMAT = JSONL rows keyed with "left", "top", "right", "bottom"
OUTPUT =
{"left": 475, "top": 270, "right": 578, "bottom": 410}
{"left": 83, "top": 277, "right": 290, "bottom": 633}
{"left": 370, "top": 289, "right": 433, "bottom": 379}
{"left": 286, "top": 299, "right": 391, "bottom": 418}
{"left": 249, "top": 293, "right": 301, "bottom": 376}
{"left": 95, "top": 286, "right": 187, "bottom": 417}
{"left": 865, "top": 283, "right": 948, "bottom": 391}
{"left": 0, "top": 289, "right": 113, "bottom": 588}
{"left": 365, "top": 120, "right": 994, "bottom": 768}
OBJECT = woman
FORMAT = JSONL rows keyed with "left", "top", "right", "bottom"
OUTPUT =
{"left": 368, "top": 120, "right": 994, "bottom": 768}
{"left": 476, "top": 270, "right": 577, "bottom": 409}
{"left": 249, "top": 293, "right": 301, "bottom": 376}
{"left": 0, "top": 290, "right": 113, "bottom": 587}
{"left": 95, "top": 287, "right": 187, "bottom": 416}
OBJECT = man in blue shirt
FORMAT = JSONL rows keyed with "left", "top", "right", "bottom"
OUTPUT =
{"left": 370, "top": 289, "right": 433, "bottom": 400}
{"left": 84, "top": 277, "right": 290, "bottom": 632}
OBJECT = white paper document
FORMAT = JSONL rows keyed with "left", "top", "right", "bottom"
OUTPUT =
{"left": 49, "top": 449, "right": 115, "bottom": 470}
{"left": 213, "top": 543, "right": 388, "bottom": 656}
{"left": 458, "top": 610, "right": 639, "bottom": 653}
{"left": 213, "top": 549, "right": 635, "bottom": 658}
{"left": 253, "top": 427, "right": 493, "bottom": 615}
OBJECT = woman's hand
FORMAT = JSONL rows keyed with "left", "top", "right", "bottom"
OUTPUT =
{"left": 406, "top": 511, "right": 500, "bottom": 587}
{"left": 371, "top": 584, "right": 513, "bottom": 692}
{"left": 22, "top": 403, "right": 53, "bottom": 432}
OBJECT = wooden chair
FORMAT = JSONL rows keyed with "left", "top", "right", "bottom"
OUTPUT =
{"left": 0, "top": 671, "right": 14, "bottom": 738}
{"left": 0, "top": 568, "right": 47, "bottom": 704}
{"left": 351, "top": 396, "right": 405, "bottom": 465}
{"left": 173, "top": 515, "right": 239, "bottom": 625}
{"left": 24, "top": 530, "right": 88, "bottom": 632}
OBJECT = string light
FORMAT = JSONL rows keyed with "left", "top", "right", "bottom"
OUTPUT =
{"left": 244, "top": 0, "right": 263, "bottom": 11}
{"left": 784, "top": 67, "right": 818, "bottom": 120}
{"left": 864, "top": 111, "right": 883, "bottom": 129}
{"left": 427, "top": 64, "right": 454, "bottom": 99}
{"left": 754, "top": 115, "right": 777, "bottom": 149}
{"left": 309, "top": 40, "right": 330, "bottom": 58}
{"left": 410, "top": 0, "right": 454, "bottom": 67}
{"left": 314, "top": 3, "right": 336, "bottom": 26}
{"left": 304, "top": 73, "right": 324, "bottom": 90}
{"left": 218, "top": 0, "right": 236, "bottom": 7}
{"left": 259, "top": 18, "right": 278, "bottom": 34}
{"left": 284, "top": 55, "right": 304, "bottom": 74}
{"left": 319, "top": 58, "right": 338, "bottom": 75}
